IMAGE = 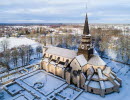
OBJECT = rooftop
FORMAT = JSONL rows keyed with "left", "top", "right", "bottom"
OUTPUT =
{"left": 76, "top": 54, "right": 87, "bottom": 67}
{"left": 88, "top": 81, "right": 100, "bottom": 89}
{"left": 88, "top": 55, "right": 106, "bottom": 66}
{"left": 46, "top": 46, "right": 77, "bottom": 59}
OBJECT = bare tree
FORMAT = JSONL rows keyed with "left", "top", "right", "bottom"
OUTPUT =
{"left": 40, "top": 35, "right": 46, "bottom": 46}
{"left": 24, "top": 45, "right": 33, "bottom": 65}
{"left": 3, "top": 50, "right": 11, "bottom": 79}
{"left": 0, "top": 39, "right": 9, "bottom": 52}
{"left": 18, "top": 45, "right": 26, "bottom": 66}
{"left": 3, "top": 50, "right": 10, "bottom": 70}
{"left": 99, "top": 40, "right": 108, "bottom": 57}
{"left": 36, "top": 46, "right": 43, "bottom": 58}
{"left": 11, "top": 48, "right": 19, "bottom": 67}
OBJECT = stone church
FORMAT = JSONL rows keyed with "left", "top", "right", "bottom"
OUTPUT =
{"left": 41, "top": 13, "right": 122, "bottom": 97}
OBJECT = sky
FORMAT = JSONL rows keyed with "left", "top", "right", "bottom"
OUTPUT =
{"left": 0, "top": 0, "right": 130, "bottom": 24}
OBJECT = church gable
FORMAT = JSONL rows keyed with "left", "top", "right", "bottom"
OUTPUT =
{"left": 70, "top": 55, "right": 87, "bottom": 71}
{"left": 75, "top": 55, "right": 87, "bottom": 67}
{"left": 70, "top": 58, "right": 81, "bottom": 71}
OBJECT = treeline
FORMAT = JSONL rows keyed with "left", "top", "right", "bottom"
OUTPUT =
{"left": 0, "top": 27, "right": 50, "bottom": 37}
{"left": 37, "top": 33, "right": 81, "bottom": 50}
{"left": 17, "top": 27, "right": 48, "bottom": 38}
{"left": 91, "top": 28, "right": 130, "bottom": 64}
{"left": 0, "top": 39, "right": 42, "bottom": 70}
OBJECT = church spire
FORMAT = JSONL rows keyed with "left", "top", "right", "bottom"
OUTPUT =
{"left": 78, "top": 11, "right": 93, "bottom": 60}
{"left": 83, "top": 13, "right": 89, "bottom": 35}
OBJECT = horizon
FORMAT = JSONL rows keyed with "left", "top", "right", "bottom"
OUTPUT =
{"left": 0, "top": 0, "right": 130, "bottom": 24}
{"left": 0, "top": 23, "right": 130, "bottom": 25}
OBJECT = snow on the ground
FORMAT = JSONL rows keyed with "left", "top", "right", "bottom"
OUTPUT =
{"left": 107, "top": 49, "right": 117, "bottom": 59}
{"left": 20, "top": 91, "right": 35, "bottom": 100}
{"left": 102, "top": 58, "right": 130, "bottom": 76}
{"left": 0, "top": 59, "right": 41, "bottom": 83}
{"left": 22, "top": 71, "right": 65, "bottom": 95}
{"left": 7, "top": 84, "right": 23, "bottom": 94}
{"left": 14, "top": 95, "right": 27, "bottom": 100}
{"left": 0, "top": 67, "right": 7, "bottom": 73}
{"left": 0, "top": 37, "right": 41, "bottom": 52}
{"left": 60, "top": 87, "right": 79, "bottom": 99}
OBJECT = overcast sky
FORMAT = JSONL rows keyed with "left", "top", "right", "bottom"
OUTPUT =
{"left": 0, "top": 0, "right": 130, "bottom": 23}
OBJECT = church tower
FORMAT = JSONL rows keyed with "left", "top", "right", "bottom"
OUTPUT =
{"left": 78, "top": 13, "right": 93, "bottom": 60}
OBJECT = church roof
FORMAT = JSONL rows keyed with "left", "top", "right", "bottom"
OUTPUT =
{"left": 88, "top": 55, "right": 106, "bottom": 66}
{"left": 45, "top": 46, "right": 77, "bottom": 59}
{"left": 76, "top": 55, "right": 87, "bottom": 67}
{"left": 88, "top": 81, "right": 100, "bottom": 89}
{"left": 104, "top": 81, "right": 114, "bottom": 88}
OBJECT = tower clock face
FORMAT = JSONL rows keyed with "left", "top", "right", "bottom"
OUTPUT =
{"left": 81, "top": 45, "right": 85, "bottom": 49}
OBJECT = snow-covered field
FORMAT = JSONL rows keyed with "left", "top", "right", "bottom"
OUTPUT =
{"left": 0, "top": 70, "right": 67, "bottom": 100}
{"left": 59, "top": 86, "right": 81, "bottom": 99}
{"left": 22, "top": 71, "right": 65, "bottom": 95}
{"left": 0, "top": 37, "right": 40, "bottom": 52}
{"left": 0, "top": 67, "right": 6, "bottom": 73}
{"left": 6, "top": 83, "right": 23, "bottom": 95}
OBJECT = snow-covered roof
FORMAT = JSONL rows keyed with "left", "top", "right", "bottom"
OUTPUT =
{"left": 103, "top": 67, "right": 111, "bottom": 75}
{"left": 104, "top": 81, "right": 114, "bottom": 88}
{"left": 88, "top": 81, "right": 100, "bottom": 89}
{"left": 88, "top": 55, "right": 106, "bottom": 66}
{"left": 92, "top": 74, "right": 98, "bottom": 80}
{"left": 76, "top": 55, "right": 87, "bottom": 67}
{"left": 102, "top": 74, "right": 108, "bottom": 80}
{"left": 45, "top": 46, "right": 77, "bottom": 59}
